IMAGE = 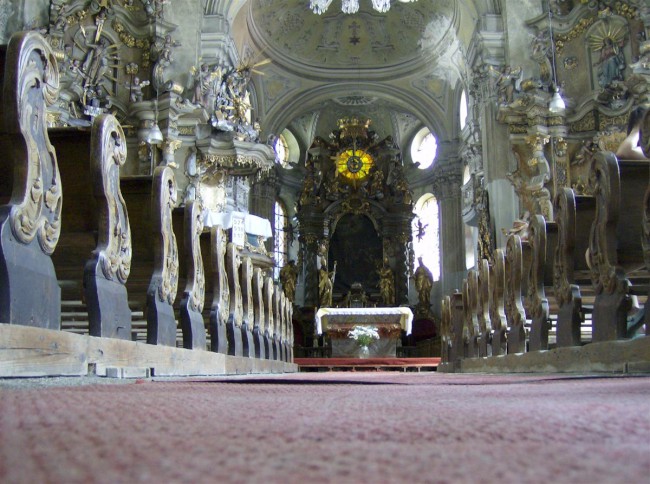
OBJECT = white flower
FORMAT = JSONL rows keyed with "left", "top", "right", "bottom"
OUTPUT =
{"left": 348, "top": 325, "right": 380, "bottom": 346}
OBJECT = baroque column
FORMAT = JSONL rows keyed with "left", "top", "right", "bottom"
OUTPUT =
{"left": 432, "top": 164, "right": 465, "bottom": 297}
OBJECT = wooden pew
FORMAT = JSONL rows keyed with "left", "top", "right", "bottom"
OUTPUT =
{"left": 477, "top": 259, "right": 492, "bottom": 357}
{"left": 461, "top": 270, "right": 480, "bottom": 358}
{"left": 588, "top": 152, "right": 649, "bottom": 341}
{"left": 553, "top": 188, "right": 597, "bottom": 347}
{"left": 526, "top": 214, "right": 550, "bottom": 351}
{"left": 489, "top": 249, "right": 508, "bottom": 355}
{"left": 505, "top": 234, "right": 527, "bottom": 354}
{"left": 83, "top": 114, "right": 132, "bottom": 340}
{"left": 0, "top": 32, "right": 62, "bottom": 329}
{"left": 179, "top": 199, "right": 207, "bottom": 350}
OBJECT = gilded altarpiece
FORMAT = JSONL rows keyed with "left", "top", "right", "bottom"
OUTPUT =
{"left": 296, "top": 118, "right": 415, "bottom": 310}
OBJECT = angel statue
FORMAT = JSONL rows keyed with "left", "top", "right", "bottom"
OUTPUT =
{"left": 489, "top": 65, "right": 522, "bottom": 106}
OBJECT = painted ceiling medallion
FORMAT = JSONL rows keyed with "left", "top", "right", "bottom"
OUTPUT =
{"left": 334, "top": 95, "right": 378, "bottom": 106}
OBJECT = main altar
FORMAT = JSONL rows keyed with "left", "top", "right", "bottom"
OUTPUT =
{"left": 315, "top": 307, "right": 413, "bottom": 357}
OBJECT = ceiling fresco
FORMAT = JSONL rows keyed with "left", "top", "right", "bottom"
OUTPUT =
{"left": 249, "top": 0, "right": 456, "bottom": 72}
{"left": 225, "top": 0, "right": 483, "bottom": 154}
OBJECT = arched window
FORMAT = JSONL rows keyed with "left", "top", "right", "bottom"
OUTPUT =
{"left": 274, "top": 200, "right": 288, "bottom": 279}
{"left": 465, "top": 225, "right": 476, "bottom": 270}
{"left": 459, "top": 89, "right": 468, "bottom": 130}
{"left": 274, "top": 134, "right": 289, "bottom": 167}
{"left": 412, "top": 194, "right": 440, "bottom": 281}
{"left": 410, "top": 127, "right": 438, "bottom": 170}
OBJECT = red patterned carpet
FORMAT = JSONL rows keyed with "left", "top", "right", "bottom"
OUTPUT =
{"left": 1, "top": 372, "right": 649, "bottom": 483}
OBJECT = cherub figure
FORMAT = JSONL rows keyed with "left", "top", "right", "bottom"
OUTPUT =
{"left": 125, "top": 76, "right": 150, "bottom": 102}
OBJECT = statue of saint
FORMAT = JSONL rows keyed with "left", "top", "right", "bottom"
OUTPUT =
{"left": 595, "top": 36, "right": 625, "bottom": 89}
{"left": 377, "top": 258, "right": 395, "bottom": 306}
{"left": 414, "top": 257, "right": 433, "bottom": 309}
{"left": 279, "top": 260, "right": 298, "bottom": 302}
{"left": 318, "top": 259, "right": 336, "bottom": 308}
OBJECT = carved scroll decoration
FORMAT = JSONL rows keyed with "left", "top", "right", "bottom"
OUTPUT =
{"left": 240, "top": 255, "right": 254, "bottom": 327}
{"left": 287, "top": 298, "right": 293, "bottom": 352}
{"left": 273, "top": 285, "right": 281, "bottom": 338}
{"left": 210, "top": 225, "right": 230, "bottom": 324}
{"left": 477, "top": 259, "right": 491, "bottom": 357}
{"left": 279, "top": 292, "right": 287, "bottom": 351}
{"left": 152, "top": 166, "right": 179, "bottom": 304}
{"left": 183, "top": 199, "right": 205, "bottom": 313}
{"left": 587, "top": 152, "right": 627, "bottom": 295}
{"left": 505, "top": 235, "right": 526, "bottom": 354}
{"left": 91, "top": 114, "right": 131, "bottom": 283}
{"left": 252, "top": 267, "right": 265, "bottom": 332}
{"left": 285, "top": 293, "right": 291, "bottom": 342}
{"left": 526, "top": 214, "right": 550, "bottom": 351}
{"left": 263, "top": 276, "right": 274, "bottom": 336}
{"left": 226, "top": 242, "right": 243, "bottom": 327}
{"left": 489, "top": 248, "right": 507, "bottom": 356}
{"left": 6, "top": 31, "right": 61, "bottom": 254}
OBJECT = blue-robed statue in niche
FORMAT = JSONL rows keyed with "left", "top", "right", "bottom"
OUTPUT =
{"left": 595, "top": 36, "right": 625, "bottom": 88}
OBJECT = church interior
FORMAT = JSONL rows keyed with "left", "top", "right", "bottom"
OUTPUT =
{"left": 0, "top": 1, "right": 649, "bottom": 481}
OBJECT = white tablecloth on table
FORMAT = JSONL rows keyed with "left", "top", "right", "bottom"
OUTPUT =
{"left": 315, "top": 307, "right": 413, "bottom": 335}
{"left": 202, "top": 210, "right": 272, "bottom": 237}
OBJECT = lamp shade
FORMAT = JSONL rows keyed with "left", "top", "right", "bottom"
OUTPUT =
{"left": 549, "top": 89, "right": 565, "bottom": 114}
{"left": 147, "top": 122, "right": 164, "bottom": 145}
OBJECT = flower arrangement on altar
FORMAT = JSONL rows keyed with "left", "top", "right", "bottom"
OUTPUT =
{"left": 348, "top": 325, "right": 380, "bottom": 348}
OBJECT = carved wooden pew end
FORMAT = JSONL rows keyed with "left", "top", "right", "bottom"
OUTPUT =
{"left": 0, "top": 32, "right": 62, "bottom": 329}
{"left": 83, "top": 114, "right": 132, "bottom": 340}
{"left": 179, "top": 200, "right": 207, "bottom": 350}
{"left": 146, "top": 166, "right": 179, "bottom": 347}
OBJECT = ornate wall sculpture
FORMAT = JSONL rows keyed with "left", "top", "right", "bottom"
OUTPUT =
{"left": 508, "top": 134, "right": 553, "bottom": 221}
{"left": 496, "top": 2, "right": 649, "bottom": 231}
{"left": 0, "top": 31, "right": 62, "bottom": 329}
{"left": 45, "top": 0, "right": 178, "bottom": 127}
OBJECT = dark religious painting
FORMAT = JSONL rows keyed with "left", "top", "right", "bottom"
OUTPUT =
{"left": 328, "top": 214, "right": 382, "bottom": 298}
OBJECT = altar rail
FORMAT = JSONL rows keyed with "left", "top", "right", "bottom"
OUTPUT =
{"left": 0, "top": 32, "right": 294, "bottom": 376}
{"left": 440, "top": 146, "right": 650, "bottom": 372}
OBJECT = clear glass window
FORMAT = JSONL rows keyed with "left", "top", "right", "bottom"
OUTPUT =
{"left": 411, "top": 127, "right": 438, "bottom": 170}
{"left": 412, "top": 193, "right": 440, "bottom": 281}
{"left": 274, "top": 200, "right": 288, "bottom": 279}
{"left": 460, "top": 90, "right": 468, "bottom": 130}
{"left": 274, "top": 134, "right": 289, "bottom": 167}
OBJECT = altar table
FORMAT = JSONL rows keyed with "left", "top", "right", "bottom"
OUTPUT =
{"left": 315, "top": 307, "right": 413, "bottom": 357}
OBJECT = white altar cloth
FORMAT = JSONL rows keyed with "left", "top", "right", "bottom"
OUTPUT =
{"left": 315, "top": 307, "right": 413, "bottom": 335}
{"left": 202, "top": 210, "right": 272, "bottom": 237}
